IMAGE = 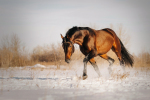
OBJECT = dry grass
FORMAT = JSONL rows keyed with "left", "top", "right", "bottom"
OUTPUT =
{"left": 133, "top": 51, "right": 150, "bottom": 69}
{"left": 30, "top": 43, "right": 84, "bottom": 67}
{"left": 0, "top": 34, "right": 33, "bottom": 67}
{"left": 0, "top": 25, "right": 150, "bottom": 68}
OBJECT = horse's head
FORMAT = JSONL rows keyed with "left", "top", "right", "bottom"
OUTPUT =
{"left": 61, "top": 34, "right": 75, "bottom": 63}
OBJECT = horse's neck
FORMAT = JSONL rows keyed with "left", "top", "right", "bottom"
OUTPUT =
{"left": 71, "top": 30, "right": 88, "bottom": 46}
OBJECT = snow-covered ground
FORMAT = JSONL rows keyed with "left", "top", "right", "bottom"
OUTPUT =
{"left": 0, "top": 62, "right": 150, "bottom": 100}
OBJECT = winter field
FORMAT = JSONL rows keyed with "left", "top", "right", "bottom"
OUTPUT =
{"left": 0, "top": 61, "right": 150, "bottom": 100}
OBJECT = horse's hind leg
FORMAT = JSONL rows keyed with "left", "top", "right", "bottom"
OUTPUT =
{"left": 99, "top": 54, "right": 115, "bottom": 74}
{"left": 89, "top": 58, "right": 101, "bottom": 77}
{"left": 99, "top": 54, "right": 115, "bottom": 66}
{"left": 111, "top": 46, "right": 125, "bottom": 71}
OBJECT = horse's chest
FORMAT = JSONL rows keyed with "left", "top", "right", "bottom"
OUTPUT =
{"left": 79, "top": 46, "right": 90, "bottom": 55}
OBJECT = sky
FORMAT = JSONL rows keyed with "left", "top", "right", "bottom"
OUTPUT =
{"left": 0, "top": 0, "right": 150, "bottom": 55}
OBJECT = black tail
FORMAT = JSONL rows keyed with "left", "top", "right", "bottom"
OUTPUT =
{"left": 119, "top": 39, "right": 134, "bottom": 67}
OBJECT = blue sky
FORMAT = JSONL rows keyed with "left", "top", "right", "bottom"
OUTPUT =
{"left": 0, "top": 0, "right": 150, "bottom": 55}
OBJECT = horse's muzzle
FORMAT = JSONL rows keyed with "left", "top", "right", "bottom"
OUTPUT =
{"left": 65, "top": 59, "right": 71, "bottom": 63}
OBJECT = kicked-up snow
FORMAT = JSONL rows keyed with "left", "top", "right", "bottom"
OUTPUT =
{"left": 0, "top": 63, "right": 150, "bottom": 100}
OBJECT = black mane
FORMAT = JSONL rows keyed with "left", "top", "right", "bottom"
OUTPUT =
{"left": 65, "top": 26, "right": 95, "bottom": 40}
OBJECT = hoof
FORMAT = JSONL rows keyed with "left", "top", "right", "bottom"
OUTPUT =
{"left": 82, "top": 75, "right": 88, "bottom": 80}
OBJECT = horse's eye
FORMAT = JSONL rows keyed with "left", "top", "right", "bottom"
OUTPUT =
{"left": 70, "top": 45, "right": 72, "bottom": 47}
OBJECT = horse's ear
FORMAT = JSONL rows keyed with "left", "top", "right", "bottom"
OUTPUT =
{"left": 60, "top": 34, "right": 64, "bottom": 39}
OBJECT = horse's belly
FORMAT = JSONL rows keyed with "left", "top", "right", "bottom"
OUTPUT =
{"left": 96, "top": 37, "right": 114, "bottom": 55}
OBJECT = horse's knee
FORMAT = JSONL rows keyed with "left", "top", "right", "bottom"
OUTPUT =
{"left": 83, "top": 58, "right": 88, "bottom": 63}
{"left": 83, "top": 54, "right": 89, "bottom": 63}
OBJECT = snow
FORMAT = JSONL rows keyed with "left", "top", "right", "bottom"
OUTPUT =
{"left": 0, "top": 63, "right": 150, "bottom": 100}
{"left": 33, "top": 64, "right": 46, "bottom": 68}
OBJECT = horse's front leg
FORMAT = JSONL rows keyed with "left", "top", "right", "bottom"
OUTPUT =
{"left": 82, "top": 50, "right": 97, "bottom": 80}
{"left": 89, "top": 58, "right": 101, "bottom": 77}
{"left": 83, "top": 58, "right": 88, "bottom": 80}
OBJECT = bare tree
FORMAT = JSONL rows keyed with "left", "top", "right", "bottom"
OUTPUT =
{"left": 0, "top": 34, "right": 29, "bottom": 67}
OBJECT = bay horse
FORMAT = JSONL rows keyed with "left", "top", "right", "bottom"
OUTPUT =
{"left": 61, "top": 26, "right": 134, "bottom": 80}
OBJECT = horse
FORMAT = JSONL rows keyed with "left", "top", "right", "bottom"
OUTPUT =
{"left": 61, "top": 26, "right": 134, "bottom": 80}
